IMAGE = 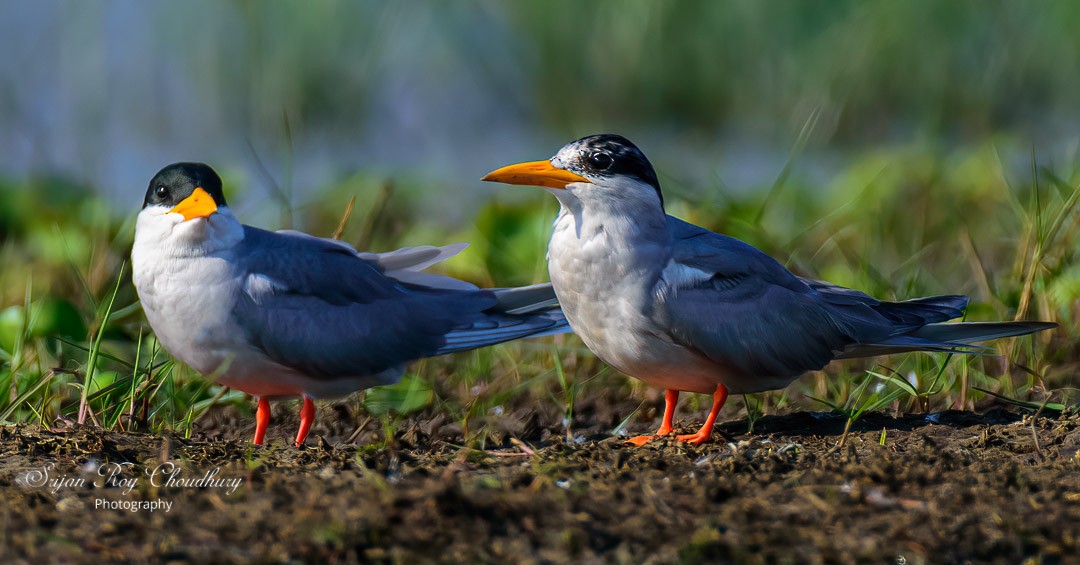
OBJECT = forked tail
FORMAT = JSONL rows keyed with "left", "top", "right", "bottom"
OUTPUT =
{"left": 434, "top": 283, "right": 571, "bottom": 355}
{"left": 837, "top": 320, "right": 1055, "bottom": 359}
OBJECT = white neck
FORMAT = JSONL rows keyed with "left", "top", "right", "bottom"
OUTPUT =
{"left": 133, "top": 206, "right": 245, "bottom": 261}
{"left": 548, "top": 181, "right": 669, "bottom": 247}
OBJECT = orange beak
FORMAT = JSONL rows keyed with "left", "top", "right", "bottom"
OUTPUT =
{"left": 169, "top": 187, "right": 218, "bottom": 221}
{"left": 481, "top": 160, "right": 588, "bottom": 190}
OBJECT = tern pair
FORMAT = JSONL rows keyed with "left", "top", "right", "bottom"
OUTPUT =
{"left": 132, "top": 135, "right": 1053, "bottom": 447}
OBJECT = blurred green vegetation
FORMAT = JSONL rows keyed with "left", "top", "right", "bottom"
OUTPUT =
{"left": 7, "top": 2, "right": 1080, "bottom": 202}
{"left": 1, "top": 1, "right": 1079, "bottom": 441}
{"left": 512, "top": 0, "right": 1080, "bottom": 142}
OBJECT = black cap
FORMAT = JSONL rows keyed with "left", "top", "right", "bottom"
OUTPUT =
{"left": 563, "top": 134, "right": 662, "bottom": 207}
{"left": 144, "top": 163, "right": 227, "bottom": 209}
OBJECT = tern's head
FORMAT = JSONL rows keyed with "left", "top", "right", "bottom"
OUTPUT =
{"left": 136, "top": 163, "right": 242, "bottom": 254}
{"left": 482, "top": 134, "right": 663, "bottom": 211}
{"left": 144, "top": 162, "right": 227, "bottom": 213}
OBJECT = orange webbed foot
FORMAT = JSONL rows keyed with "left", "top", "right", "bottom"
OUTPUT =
{"left": 626, "top": 433, "right": 665, "bottom": 447}
{"left": 675, "top": 384, "right": 728, "bottom": 446}
{"left": 625, "top": 389, "right": 679, "bottom": 447}
{"left": 675, "top": 431, "right": 713, "bottom": 446}
{"left": 625, "top": 422, "right": 673, "bottom": 447}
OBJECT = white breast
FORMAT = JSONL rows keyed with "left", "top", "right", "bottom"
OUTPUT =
{"left": 547, "top": 211, "right": 668, "bottom": 371}
{"left": 132, "top": 249, "right": 247, "bottom": 376}
{"left": 131, "top": 209, "right": 262, "bottom": 382}
{"left": 546, "top": 208, "right": 745, "bottom": 394}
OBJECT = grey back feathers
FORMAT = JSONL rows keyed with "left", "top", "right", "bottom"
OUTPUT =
{"left": 655, "top": 216, "right": 1052, "bottom": 378}
{"left": 231, "top": 227, "right": 568, "bottom": 380}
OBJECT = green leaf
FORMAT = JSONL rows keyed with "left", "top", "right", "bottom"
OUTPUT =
{"left": 0, "top": 306, "right": 25, "bottom": 353}
{"left": 971, "top": 387, "right": 1066, "bottom": 413}
{"left": 362, "top": 374, "right": 433, "bottom": 417}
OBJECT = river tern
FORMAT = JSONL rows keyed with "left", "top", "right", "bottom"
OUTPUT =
{"left": 133, "top": 163, "right": 569, "bottom": 446}
{"left": 483, "top": 134, "right": 1054, "bottom": 446}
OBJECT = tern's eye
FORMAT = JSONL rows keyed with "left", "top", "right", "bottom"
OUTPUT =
{"left": 588, "top": 152, "right": 613, "bottom": 170}
{"left": 154, "top": 185, "right": 168, "bottom": 200}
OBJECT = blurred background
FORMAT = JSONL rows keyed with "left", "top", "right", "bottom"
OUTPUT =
{"left": 0, "top": 1, "right": 1077, "bottom": 438}
{"left": 5, "top": 1, "right": 1080, "bottom": 216}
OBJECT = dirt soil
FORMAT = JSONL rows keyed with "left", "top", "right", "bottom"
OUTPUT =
{"left": 1, "top": 406, "right": 1078, "bottom": 564}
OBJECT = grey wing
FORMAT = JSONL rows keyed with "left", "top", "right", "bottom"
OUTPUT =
{"left": 653, "top": 218, "right": 897, "bottom": 378}
{"left": 278, "top": 230, "right": 478, "bottom": 291}
{"left": 232, "top": 227, "right": 495, "bottom": 379}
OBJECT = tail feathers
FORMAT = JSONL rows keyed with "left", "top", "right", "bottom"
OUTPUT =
{"left": 520, "top": 312, "right": 573, "bottom": 338}
{"left": 491, "top": 283, "right": 561, "bottom": 315}
{"left": 838, "top": 321, "right": 1055, "bottom": 360}
{"left": 359, "top": 242, "right": 469, "bottom": 273}
{"left": 837, "top": 336, "right": 992, "bottom": 360}
{"left": 277, "top": 231, "right": 470, "bottom": 274}
{"left": 383, "top": 270, "right": 479, "bottom": 291}
{"left": 359, "top": 243, "right": 480, "bottom": 292}
{"left": 808, "top": 280, "right": 969, "bottom": 333}
{"left": 871, "top": 295, "right": 969, "bottom": 333}
{"left": 434, "top": 282, "right": 570, "bottom": 355}
{"left": 908, "top": 321, "right": 1056, "bottom": 344}
{"left": 434, "top": 310, "right": 570, "bottom": 355}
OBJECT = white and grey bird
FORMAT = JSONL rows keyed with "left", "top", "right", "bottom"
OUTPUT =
{"left": 483, "top": 134, "right": 1055, "bottom": 446}
{"left": 132, "top": 162, "right": 569, "bottom": 446}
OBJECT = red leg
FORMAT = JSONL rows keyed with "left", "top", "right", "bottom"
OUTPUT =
{"left": 627, "top": 389, "right": 680, "bottom": 446}
{"left": 294, "top": 396, "right": 316, "bottom": 447}
{"left": 677, "top": 384, "right": 729, "bottom": 445}
{"left": 253, "top": 397, "right": 270, "bottom": 446}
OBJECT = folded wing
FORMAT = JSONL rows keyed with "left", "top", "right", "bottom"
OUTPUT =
{"left": 232, "top": 227, "right": 565, "bottom": 380}
{"left": 654, "top": 218, "right": 985, "bottom": 379}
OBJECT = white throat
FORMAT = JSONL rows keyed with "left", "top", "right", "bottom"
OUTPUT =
{"left": 548, "top": 177, "right": 668, "bottom": 247}
{"left": 133, "top": 205, "right": 245, "bottom": 260}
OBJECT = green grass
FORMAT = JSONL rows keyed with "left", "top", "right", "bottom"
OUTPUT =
{"left": 0, "top": 138, "right": 1075, "bottom": 444}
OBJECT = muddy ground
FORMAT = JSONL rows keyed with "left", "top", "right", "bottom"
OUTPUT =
{"left": 1, "top": 405, "right": 1078, "bottom": 564}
